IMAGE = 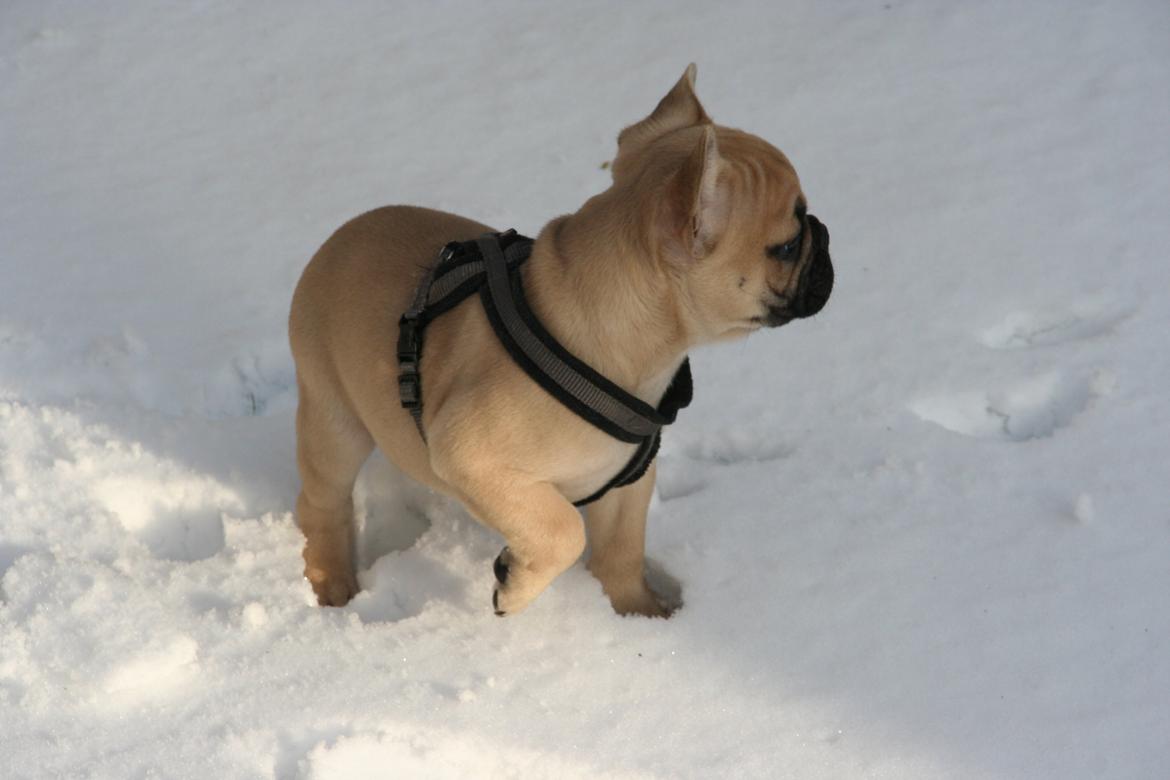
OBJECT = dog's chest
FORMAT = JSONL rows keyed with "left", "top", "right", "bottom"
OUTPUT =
{"left": 551, "top": 367, "right": 679, "bottom": 502}
{"left": 554, "top": 438, "right": 641, "bottom": 503}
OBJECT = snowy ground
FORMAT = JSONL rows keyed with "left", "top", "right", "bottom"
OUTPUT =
{"left": 2, "top": 1, "right": 1169, "bottom": 778}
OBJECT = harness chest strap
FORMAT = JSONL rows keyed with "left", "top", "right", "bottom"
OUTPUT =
{"left": 397, "top": 231, "right": 692, "bottom": 506}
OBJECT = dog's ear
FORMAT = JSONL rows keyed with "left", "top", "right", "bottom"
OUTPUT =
{"left": 669, "top": 125, "right": 728, "bottom": 259}
{"left": 617, "top": 63, "right": 711, "bottom": 161}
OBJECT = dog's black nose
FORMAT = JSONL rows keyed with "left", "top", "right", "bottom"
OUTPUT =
{"left": 791, "top": 214, "right": 833, "bottom": 319}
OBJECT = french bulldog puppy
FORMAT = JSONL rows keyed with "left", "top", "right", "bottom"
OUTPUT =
{"left": 289, "top": 64, "right": 832, "bottom": 617}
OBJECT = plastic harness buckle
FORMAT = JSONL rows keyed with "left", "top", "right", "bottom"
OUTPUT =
{"left": 397, "top": 314, "right": 422, "bottom": 409}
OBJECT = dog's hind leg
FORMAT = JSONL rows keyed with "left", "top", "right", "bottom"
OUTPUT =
{"left": 584, "top": 463, "right": 670, "bottom": 618}
{"left": 294, "top": 379, "right": 374, "bottom": 606}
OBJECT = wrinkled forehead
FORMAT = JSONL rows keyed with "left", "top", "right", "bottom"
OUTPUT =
{"left": 716, "top": 128, "right": 803, "bottom": 221}
{"left": 723, "top": 169, "right": 803, "bottom": 237}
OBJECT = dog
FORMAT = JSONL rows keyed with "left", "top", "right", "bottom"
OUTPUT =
{"left": 288, "top": 64, "right": 832, "bottom": 617}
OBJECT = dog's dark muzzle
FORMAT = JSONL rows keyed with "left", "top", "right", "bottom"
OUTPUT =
{"left": 790, "top": 213, "right": 833, "bottom": 319}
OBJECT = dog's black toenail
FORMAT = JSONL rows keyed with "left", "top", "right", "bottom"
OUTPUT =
{"left": 493, "top": 548, "right": 509, "bottom": 584}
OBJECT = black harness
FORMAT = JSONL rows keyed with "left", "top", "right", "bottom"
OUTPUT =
{"left": 397, "top": 230, "right": 692, "bottom": 506}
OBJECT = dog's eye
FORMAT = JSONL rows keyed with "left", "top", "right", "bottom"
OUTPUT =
{"left": 767, "top": 234, "right": 801, "bottom": 261}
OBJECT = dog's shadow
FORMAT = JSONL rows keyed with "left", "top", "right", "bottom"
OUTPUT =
{"left": 349, "top": 452, "right": 476, "bottom": 624}
{"left": 353, "top": 453, "right": 434, "bottom": 569}
{"left": 644, "top": 556, "right": 684, "bottom": 614}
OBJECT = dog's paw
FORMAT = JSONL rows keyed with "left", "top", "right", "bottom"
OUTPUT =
{"left": 305, "top": 565, "right": 359, "bottom": 607}
{"left": 607, "top": 580, "right": 674, "bottom": 619}
{"left": 489, "top": 546, "right": 547, "bottom": 617}
{"left": 491, "top": 546, "right": 532, "bottom": 616}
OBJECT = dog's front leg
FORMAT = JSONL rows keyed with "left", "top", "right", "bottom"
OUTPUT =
{"left": 584, "top": 462, "right": 671, "bottom": 618}
{"left": 452, "top": 476, "right": 587, "bottom": 616}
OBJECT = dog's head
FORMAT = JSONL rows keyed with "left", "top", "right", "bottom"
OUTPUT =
{"left": 610, "top": 64, "right": 833, "bottom": 342}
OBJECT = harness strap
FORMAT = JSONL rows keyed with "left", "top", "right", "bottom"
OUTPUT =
{"left": 478, "top": 235, "right": 663, "bottom": 443}
{"left": 397, "top": 231, "right": 692, "bottom": 505}
{"left": 396, "top": 251, "right": 438, "bottom": 436}
{"left": 397, "top": 233, "right": 529, "bottom": 439}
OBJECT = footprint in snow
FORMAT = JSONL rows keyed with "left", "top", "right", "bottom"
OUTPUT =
{"left": 655, "top": 462, "right": 708, "bottom": 502}
{"left": 656, "top": 431, "right": 793, "bottom": 501}
{"left": 978, "top": 300, "right": 1133, "bottom": 350}
{"left": 909, "top": 371, "right": 1112, "bottom": 441}
{"left": 92, "top": 473, "right": 241, "bottom": 561}
{"left": 216, "top": 347, "right": 296, "bottom": 418}
{"left": 911, "top": 298, "right": 1128, "bottom": 441}
{"left": 681, "top": 430, "right": 794, "bottom": 465}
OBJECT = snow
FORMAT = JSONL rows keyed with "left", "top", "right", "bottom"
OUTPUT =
{"left": 2, "top": 1, "right": 1169, "bottom": 777}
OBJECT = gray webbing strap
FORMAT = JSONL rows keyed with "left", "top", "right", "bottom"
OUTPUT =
{"left": 398, "top": 251, "right": 446, "bottom": 439}
{"left": 426, "top": 259, "right": 484, "bottom": 306}
{"left": 405, "top": 252, "right": 441, "bottom": 320}
{"left": 477, "top": 236, "right": 661, "bottom": 440}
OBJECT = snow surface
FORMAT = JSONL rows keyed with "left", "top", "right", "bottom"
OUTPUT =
{"left": 2, "top": 1, "right": 1169, "bottom": 778}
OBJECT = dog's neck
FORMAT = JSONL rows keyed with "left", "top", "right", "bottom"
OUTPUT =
{"left": 522, "top": 206, "right": 690, "bottom": 408}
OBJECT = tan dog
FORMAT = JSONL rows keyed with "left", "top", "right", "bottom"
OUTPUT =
{"left": 289, "top": 64, "right": 832, "bottom": 617}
